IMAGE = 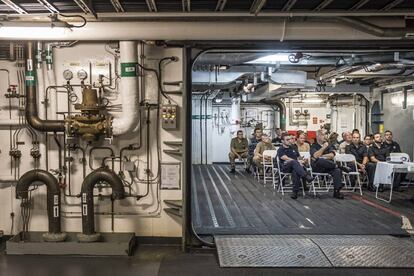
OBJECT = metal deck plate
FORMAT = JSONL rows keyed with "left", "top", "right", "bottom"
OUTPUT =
{"left": 216, "top": 235, "right": 414, "bottom": 268}
{"left": 310, "top": 235, "right": 414, "bottom": 267}
{"left": 215, "top": 235, "right": 332, "bottom": 267}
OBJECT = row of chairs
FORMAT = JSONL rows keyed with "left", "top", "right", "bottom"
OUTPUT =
{"left": 258, "top": 148, "right": 364, "bottom": 197}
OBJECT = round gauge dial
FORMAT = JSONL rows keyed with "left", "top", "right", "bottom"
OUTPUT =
{"left": 77, "top": 69, "right": 88, "bottom": 81}
{"left": 63, "top": 69, "right": 73, "bottom": 81}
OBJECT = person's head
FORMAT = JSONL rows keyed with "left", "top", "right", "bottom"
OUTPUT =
{"left": 344, "top": 132, "right": 352, "bottom": 143}
{"left": 316, "top": 129, "right": 327, "bottom": 144}
{"left": 281, "top": 133, "right": 292, "bottom": 147}
{"left": 297, "top": 132, "right": 306, "bottom": 145}
{"left": 237, "top": 130, "right": 244, "bottom": 139}
{"left": 275, "top": 128, "right": 282, "bottom": 137}
{"left": 373, "top": 133, "right": 382, "bottom": 144}
{"left": 352, "top": 129, "right": 360, "bottom": 134}
{"left": 261, "top": 134, "right": 271, "bottom": 144}
{"left": 328, "top": 132, "right": 339, "bottom": 145}
{"left": 341, "top": 132, "right": 347, "bottom": 140}
{"left": 352, "top": 132, "right": 361, "bottom": 145}
{"left": 384, "top": 130, "right": 393, "bottom": 142}
{"left": 364, "top": 135, "right": 372, "bottom": 146}
{"left": 254, "top": 128, "right": 263, "bottom": 139}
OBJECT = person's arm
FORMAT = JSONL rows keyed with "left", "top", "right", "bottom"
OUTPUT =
{"left": 396, "top": 143, "right": 401, "bottom": 153}
{"left": 230, "top": 139, "right": 240, "bottom": 157}
{"left": 254, "top": 144, "right": 262, "bottom": 158}
{"left": 313, "top": 142, "right": 329, "bottom": 158}
{"left": 368, "top": 148, "right": 379, "bottom": 163}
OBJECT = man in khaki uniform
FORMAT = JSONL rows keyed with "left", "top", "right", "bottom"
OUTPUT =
{"left": 229, "top": 130, "right": 249, "bottom": 173}
{"left": 253, "top": 134, "right": 275, "bottom": 173}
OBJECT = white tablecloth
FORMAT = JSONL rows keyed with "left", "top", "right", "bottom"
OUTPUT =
{"left": 373, "top": 162, "right": 414, "bottom": 187}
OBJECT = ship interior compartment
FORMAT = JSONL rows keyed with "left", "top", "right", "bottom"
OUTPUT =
{"left": 190, "top": 48, "right": 414, "bottom": 242}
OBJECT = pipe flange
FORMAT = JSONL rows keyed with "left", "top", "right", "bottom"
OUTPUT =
{"left": 77, "top": 233, "right": 101, "bottom": 243}
{"left": 43, "top": 232, "right": 67, "bottom": 242}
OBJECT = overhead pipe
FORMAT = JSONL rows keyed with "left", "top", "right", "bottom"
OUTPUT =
{"left": 77, "top": 167, "right": 125, "bottom": 242}
{"left": 16, "top": 169, "right": 66, "bottom": 241}
{"left": 260, "top": 99, "right": 286, "bottom": 130}
{"left": 25, "top": 42, "right": 65, "bottom": 132}
{"left": 112, "top": 41, "right": 140, "bottom": 136}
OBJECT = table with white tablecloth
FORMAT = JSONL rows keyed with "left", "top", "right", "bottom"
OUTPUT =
{"left": 373, "top": 161, "right": 414, "bottom": 202}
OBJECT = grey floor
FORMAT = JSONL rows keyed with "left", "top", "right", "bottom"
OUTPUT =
{"left": 192, "top": 164, "right": 408, "bottom": 236}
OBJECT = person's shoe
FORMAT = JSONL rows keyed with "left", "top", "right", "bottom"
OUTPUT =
{"left": 291, "top": 192, "right": 298, "bottom": 200}
{"left": 230, "top": 168, "right": 235, "bottom": 174}
{"left": 367, "top": 185, "right": 375, "bottom": 192}
{"left": 303, "top": 184, "right": 310, "bottom": 192}
{"left": 333, "top": 189, "right": 344, "bottom": 199}
{"left": 338, "top": 166, "right": 352, "bottom": 173}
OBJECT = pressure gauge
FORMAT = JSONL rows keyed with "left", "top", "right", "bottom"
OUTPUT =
{"left": 63, "top": 69, "right": 73, "bottom": 81}
{"left": 77, "top": 69, "right": 88, "bottom": 81}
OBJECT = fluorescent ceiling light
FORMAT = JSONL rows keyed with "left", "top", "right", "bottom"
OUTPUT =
{"left": 302, "top": 97, "right": 323, "bottom": 103}
{"left": 246, "top": 53, "right": 290, "bottom": 64}
{"left": 0, "top": 22, "right": 70, "bottom": 39}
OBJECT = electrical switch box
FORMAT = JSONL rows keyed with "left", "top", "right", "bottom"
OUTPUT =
{"left": 161, "top": 104, "right": 178, "bottom": 129}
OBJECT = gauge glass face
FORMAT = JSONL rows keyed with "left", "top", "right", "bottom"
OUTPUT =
{"left": 77, "top": 69, "right": 88, "bottom": 81}
{"left": 63, "top": 69, "right": 73, "bottom": 81}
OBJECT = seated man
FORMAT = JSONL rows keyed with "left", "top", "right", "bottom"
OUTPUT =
{"left": 345, "top": 131, "right": 368, "bottom": 171}
{"left": 338, "top": 131, "right": 352, "bottom": 154}
{"left": 363, "top": 134, "right": 373, "bottom": 149}
{"left": 278, "top": 133, "right": 314, "bottom": 199}
{"left": 247, "top": 128, "right": 263, "bottom": 173}
{"left": 345, "top": 131, "right": 368, "bottom": 186}
{"left": 310, "top": 129, "right": 344, "bottom": 199}
{"left": 229, "top": 130, "right": 249, "bottom": 173}
{"left": 384, "top": 130, "right": 401, "bottom": 153}
{"left": 253, "top": 134, "right": 275, "bottom": 173}
{"left": 271, "top": 128, "right": 282, "bottom": 144}
{"left": 367, "top": 133, "right": 390, "bottom": 191}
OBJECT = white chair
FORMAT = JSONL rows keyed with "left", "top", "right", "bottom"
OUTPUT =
{"left": 299, "top": 152, "right": 316, "bottom": 196}
{"left": 308, "top": 157, "right": 334, "bottom": 193}
{"left": 334, "top": 153, "right": 363, "bottom": 195}
{"left": 262, "top": 149, "right": 277, "bottom": 186}
{"left": 275, "top": 153, "right": 312, "bottom": 197}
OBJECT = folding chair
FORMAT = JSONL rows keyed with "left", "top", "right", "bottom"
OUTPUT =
{"left": 307, "top": 158, "right": 333, "bottom": 193}
{"left": 262, "top": 149, "right": 277, "bottom": 186}
{"left": 334, "top": 153, "right": 363, "bottom": 195}
{"left": 275, "top": 153, "right": 310, "bottom": 197}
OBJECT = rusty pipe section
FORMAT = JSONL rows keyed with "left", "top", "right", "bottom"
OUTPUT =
{"left": 78, "top": 167, "right": 125, "bottom": 242}
{"left": 25, "top": 42, "right": 65, "bottom": 132}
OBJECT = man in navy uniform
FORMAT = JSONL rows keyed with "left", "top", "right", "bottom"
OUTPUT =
{"left": 277, "top": 133, "right": 314, "bottom": 199}
{"left": 384, "top": 130, "right": 401, "bottom": 153}
{"left": 310, "top": 130, "right": 344, "bottom": 199}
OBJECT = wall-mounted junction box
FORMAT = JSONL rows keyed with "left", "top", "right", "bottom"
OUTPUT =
{"left": 161, "top": 104, "right": 178, "bottom": 129}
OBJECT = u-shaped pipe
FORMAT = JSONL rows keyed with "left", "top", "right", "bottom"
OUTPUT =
{"left": 16, "top": 169, "right": 66, "bottom": 241}
{"left": 78, "top": 167, "right": 125, "bottom": 242}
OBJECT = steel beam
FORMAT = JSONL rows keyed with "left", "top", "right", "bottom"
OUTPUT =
{"left": 1, "top": 0, "right": 27, "bottom": 14}
{"left": 349, "top": 0, "right": 370, "bottom": 11}
{"left": 110, "top": 0, "right": 124, "bottom": 12}
{"left": 74, "top": 0, "right": 97, "bottom": 18}
{"left": 37, "top": 0, "right": 59, "bottom": 13}
{"left": 215, "top": 0, "right": 227, "bottom": 12}
{"left": 146, "top": 0, "right": 157, "bottom": 12}
{"left": 381, "top": 0, "right": 404, "bottom": 11}
{"left": 182, "top": 0, "right": 190, "bottom": 12}
{"left": 282, "top": 0, "right": 298, "bottom": 11}
{"left": 250, "top": 0, "right": 267, "bottom": 15}
{"left": 314, "top": 0, "right": 334, "bottom": 11}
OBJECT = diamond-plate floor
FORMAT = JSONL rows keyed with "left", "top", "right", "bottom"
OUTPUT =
{"left": 215, "top": 235, "right": 414, "bottom": 268}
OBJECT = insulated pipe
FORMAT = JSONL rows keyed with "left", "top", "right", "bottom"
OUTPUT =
{"left": 78, "top": 167, "right": 125, "bottom": 242}
{"left": 25, "top": 42, "right": 65, "bottom": 132}
{"left": 16, "top": 169, "right": 66, "bottom": 241}
{"left": 260, "top": 99, "right": 286, "bottom": 131}
{"left": 45, "top": 43, "right": 58, "bottom": 120}
{"left": 112, "top": 41, "right": 139, "bottom": 136}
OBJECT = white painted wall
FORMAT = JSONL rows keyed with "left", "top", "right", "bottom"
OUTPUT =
{"left": 0, "top": 42, "right": 183, "bottom": 237}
